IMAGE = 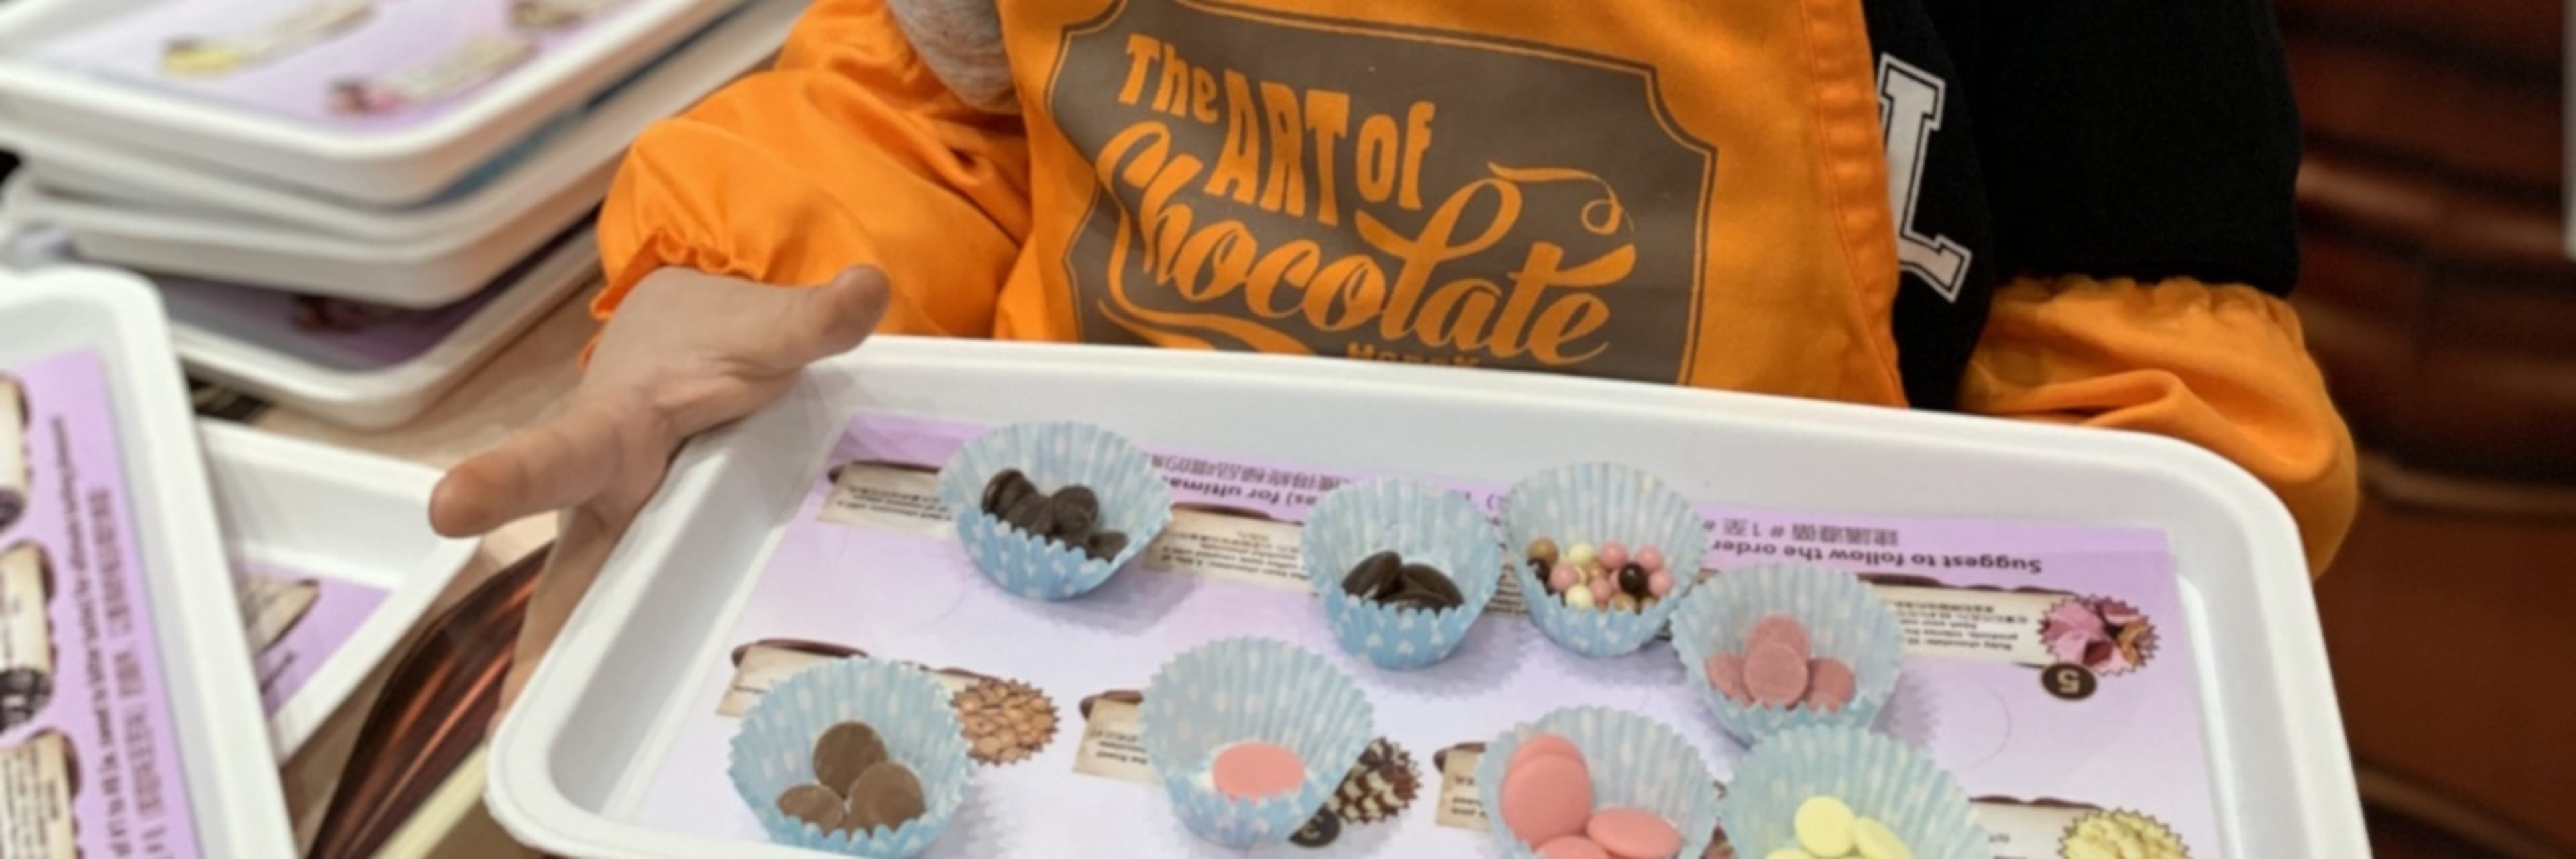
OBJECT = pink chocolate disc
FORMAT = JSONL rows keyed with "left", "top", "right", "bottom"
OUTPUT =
{"left": 1742, "top": 642, "right": 1811, "bottom": 707}
{"left": 1210, "top": 742, "right": 1305, "bottom": 800}
{"left": 1803, "top": 657, "right": 1857, "bottom": 713}
{"left": 1587, "top": 807, "right": 1684, "bottom": 858}
{"left": 1748, "top": 615, "right": 1813, "bottom": 662}
{"left": 1505, "top": 734, "right": 1585, "bottom": 783}
{"left": 1703, "top": 653, "right": 1751, "bottom": 704}
{"left": 1538, "top": 835, "right": 1613, "bottom": 859}
{"left": 1500, "top": 754, "right": 1594, "bottom": 846}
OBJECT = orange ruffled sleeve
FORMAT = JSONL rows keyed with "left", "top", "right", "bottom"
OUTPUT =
{"left": 594, "top": 0, "right": 1032, "bottom": 338}
{"left": 1960, "top": 276, "right": 2360, "bottom": 576}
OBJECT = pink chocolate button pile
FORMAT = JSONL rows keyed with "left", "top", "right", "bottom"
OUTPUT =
{"left": 1497, "top": 732, "right": 1685, "bottom": 858}
{"left": 1703, "top": 614, "right": 1857, "bottom": 713}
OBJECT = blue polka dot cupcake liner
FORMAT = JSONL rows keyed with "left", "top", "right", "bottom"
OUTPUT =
{"left": 1670, "top": 564, "right": 1906, "bottom": 742}
{"left": 1472, "top": 706, "right": 1722, "bottom": 859}
{"left": 1500, "top": 463, "right": 1709, "bottom": 658}
{"left": 727, "top": 658, "right": 975, "bottom": 858}
{"left": 1138, "top": 638, "right": 1376, "bottom": 848}
{"left": 935, "top": 421, "right": 1173, "bottom": 601}
{"left": 1717, "top": 725, "right": 1989, "bottom": 859}
{"left": 1301, "top": 478, "right": 1504, "bottom": 670}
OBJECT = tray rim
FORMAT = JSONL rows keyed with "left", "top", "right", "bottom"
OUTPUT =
{"left": 0, "top": 267, "right": 299, "bottom": 856}
{"left": 198, "top": 419, "right": 480, "bottom": 758}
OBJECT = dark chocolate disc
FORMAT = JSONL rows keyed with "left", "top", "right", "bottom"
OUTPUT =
{"left": 1085, "top": 530, "right": 1130, "bottom": 562}
{"left": 1049, "top": 486, "right": 1100, "bottom": 541}
{"left": 1392, "top": 564, "right": 1464, "bottom": 609}
{"left": 1002, "top": 492, "right": 1056, "bottom": 538}
{"left": 1344, "top": 551, "right": 1402, "bottom": 599}
{"left": 981, "top": 470, "right": 1036, "bottom": 516}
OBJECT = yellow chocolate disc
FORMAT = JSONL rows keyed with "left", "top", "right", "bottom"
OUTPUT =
{"left": 1852, "top": 817, "right": 1912, "bottom": 859}
{"left": 1794, "top": 795, "right": 1857, "bottom": 856}
{"left": 2063, "top": 838, "right": 2116, "bottom": 859}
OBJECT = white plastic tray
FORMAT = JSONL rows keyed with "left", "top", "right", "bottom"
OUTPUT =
{"left": 0, "top": 0, "right": 794, "bottom": 307}
{"left": 199, "top": 421, "right": 476, "bottom": 758}
{"left": 485, "top": 339, "right": 2368, "bottom": 858}
{"left": 0, "top": 0, "right": 744, "bottom": 206}
{"left": 0, "top": 267, "right": 297, "bottom": 857}
{"left": 0, "top": 223, "right": 595, "bottom": 429}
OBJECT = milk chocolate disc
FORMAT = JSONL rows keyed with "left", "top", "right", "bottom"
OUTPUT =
{"left": 1049, "top": 486, "right": 1100, "bottom": 540}
{"left": 843, "top": 761, "right": 928, "bottom": 833}
{"left": 775, "top": 783, "right": 847, "bottom": 831}
{"left": 813, "top": 721, "right": 890, "bottom": 796}
{"left": 981, "top": 470, "right": 1036, "bottom": 516}
{"left": 1344, "top": 552, "right": 1402, "bottom": 599}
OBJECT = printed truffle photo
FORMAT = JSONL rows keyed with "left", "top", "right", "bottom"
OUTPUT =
{"left": 2040, "top": 597, "right": 2159, "bottom": 675}
{"left": 929, "top": 668, "right": 1059, "bottom": 766}
{"left": 1320, "top": 737, "right": 1421, "bottom": 831}
{"left": 0, "top": 375, "right": 27, "bottom": 534}
{"left": 237, "top": 573, "right": 321, "bottom": 657}
{"left": 2061, "top": 809, "right": 2188, "bottom": 859}
{"left": 718, "top": 639, "right": 869, "bottom": 717}
{"left": 0, "top": 729, "right": 81, "bottom": 858}
{"left": 156, "top": 0, "right": 374, "bottom": 79}
{"left": 0, "top": 543, "right": 58, "bottom": 733}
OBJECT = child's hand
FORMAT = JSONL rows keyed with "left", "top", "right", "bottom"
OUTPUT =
{"left": 429, "top": 264, "right": 891, "bottom": 714}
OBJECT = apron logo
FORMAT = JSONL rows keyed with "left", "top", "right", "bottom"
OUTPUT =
{"left": 1046, "top": 0, "right": 1712, "bottom": 382}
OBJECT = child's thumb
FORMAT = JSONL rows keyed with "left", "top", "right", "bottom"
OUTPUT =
{"left": 759, "top": 265, "right": 894, "bottom": 370}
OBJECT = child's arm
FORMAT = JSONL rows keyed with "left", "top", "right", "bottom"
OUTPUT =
{"left": 1930, "top": 1, "right": 2359, "bottom": 576}
{"left": 595, "top": 0, "right": 1032, "bottom": 337}
{"left": 1960, "top": 279, "right": 2359, "bottom": 576}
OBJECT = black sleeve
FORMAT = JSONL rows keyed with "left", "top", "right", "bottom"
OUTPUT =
{"left": 1922, "top": 0, "right": 2305, "bottom": 295}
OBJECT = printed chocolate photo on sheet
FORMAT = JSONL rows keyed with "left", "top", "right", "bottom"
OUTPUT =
{"left": 927, "top": 666, "right": 1059, "bottom": 766}
{"left": 325, "top": 34, "right": 534, "bottom": 117}
{"left": 508, "top": 0, "right": 633, "bottom": 32}
{"left": 0, "top": 729, "right": 81, "bottom": 858}
{"left": 816, "top": 460, "right": 949, "bottom": 535}
{"left": 1141, "top": 501, "right": 1307, "bottom": 591}
{"left": 718, "top": 638, "right": 867, "bottom": 718}
{"left": 0, "top": 544, "right": 58, "bottom": 733}
{"left": 159, "top": 0, "right": 373, "bottom": 79}
{"left": 0, "top": 376, "right": 28, "bottom": 534}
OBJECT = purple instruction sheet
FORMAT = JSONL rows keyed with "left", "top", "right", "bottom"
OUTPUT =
{"left": 235, "top": 562, "right": 386, "bottom": 715}
{"left": 0, "top": 350, "right": 202, "bottom": 858}
{"left": 621, "top": 411, "right": 2224, "bottom": 857}
{"left": 35, "top": 0, "right": 641, "bottom": 131}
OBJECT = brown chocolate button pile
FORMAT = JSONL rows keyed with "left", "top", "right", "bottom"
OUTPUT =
{"left": 951, "top": 674, "right": 1059, "bottom": 765}
{"left": 981, "top": 470, "right": 1130, "bottom": 561}
{"left": 1342, "top": 550, "right": 1464, "bottom": 611}
{"left": 773, "top": 720, "right": 930, "bottom": 836}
